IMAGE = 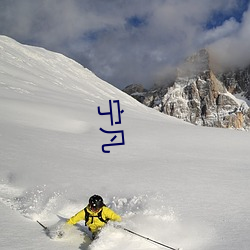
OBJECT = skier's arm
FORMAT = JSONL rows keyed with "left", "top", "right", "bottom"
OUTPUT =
{"left": 104, "top": 207, "right": 122, "bottom": 222}
{"left": 67, "top": 209, "right": 85, "bottom": 225}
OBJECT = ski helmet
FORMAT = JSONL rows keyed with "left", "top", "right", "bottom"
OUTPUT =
{"left": 89, "top": 195, "right": 104, "bottom": 210}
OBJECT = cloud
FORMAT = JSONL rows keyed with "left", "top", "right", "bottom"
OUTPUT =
{"left": 0, "top": 0, "right": 249, "bottom": 88}
{"left": 200, "top": 18, "right": 240, "bottom": 45}
{"left": 209, "top": 4, "right": 250, "bottom": 69}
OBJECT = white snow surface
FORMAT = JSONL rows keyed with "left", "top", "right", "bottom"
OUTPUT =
{"left": 0, "top": 36, "right": 250, "bottom": 250}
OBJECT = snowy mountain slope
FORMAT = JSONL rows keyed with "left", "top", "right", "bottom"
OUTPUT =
{"left": 0, "top": 36, "right": 250, "bottom": 250}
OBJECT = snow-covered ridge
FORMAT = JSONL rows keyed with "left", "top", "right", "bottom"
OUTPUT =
{"left": 0, "top": 35, "right": 142, "bottom": 105}
{"left": 0, "top": 35, "right": 154, "bottom": 134}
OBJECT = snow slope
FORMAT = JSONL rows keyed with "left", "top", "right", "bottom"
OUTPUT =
{"left": 0, "top": 36, "right": 250, "bottom": 250}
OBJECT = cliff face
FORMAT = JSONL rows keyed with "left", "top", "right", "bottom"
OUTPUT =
{"left": 218, "top": 66, "right": 250, "bottom": 99}
{"left": 123, "top": 49, "right": 250, "bottom": 130}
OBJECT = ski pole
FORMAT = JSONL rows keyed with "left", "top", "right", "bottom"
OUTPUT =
{"left": 122, "top": 227, "right": 180, "bottom": 250}
{"left": 37, "top": 220, "right": 48, "bottom": 231}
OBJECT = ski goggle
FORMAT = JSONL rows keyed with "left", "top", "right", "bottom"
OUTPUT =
{"left": 90, "top": 204, "right": 101, "bottom": 211}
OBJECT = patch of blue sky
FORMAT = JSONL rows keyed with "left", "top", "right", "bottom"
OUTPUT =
{"left": 81, "top": 25, "right": 119, "bottom": 43}
{"left": 82, "top": 30, "right": 100, "bottom": 42}
{"left": 206, "top": 0, "right": 249, "bottom": 29}
{"left": 126, "top": 15, "right": 148, "bottom": 28}
{"left": 81, "top": 15, "right": 148, "bottom": 42}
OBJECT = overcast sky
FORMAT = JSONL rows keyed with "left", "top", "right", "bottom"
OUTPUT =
{"left": 0, "top": 0, "right": 249, "bottom": 89}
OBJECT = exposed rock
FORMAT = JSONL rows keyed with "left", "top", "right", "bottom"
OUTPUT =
{"left": 123, "top": 49, "right": 250, "bottom": 130}
{"left": 123, "top": 84, "right": 147, "bottom": 103}
{"left": 123, "top": 83, "right": 146, "bottom": 95}
{"left": 217, "top": 66, "right": 250, "bottom": 99}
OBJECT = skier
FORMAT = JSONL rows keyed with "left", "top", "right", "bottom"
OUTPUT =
{"left": 66, "top": 194, "right": 121, "bottom": 239}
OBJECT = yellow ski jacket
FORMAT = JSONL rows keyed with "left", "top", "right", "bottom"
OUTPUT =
{"left": 67, "top": 206, "right": 121, "bottom": 233}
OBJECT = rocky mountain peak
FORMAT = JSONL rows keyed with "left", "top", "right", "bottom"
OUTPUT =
{"left": 123, "top": 49, "right": 250, "bottom": 130}
{"left": 177, "top": 49, "right": 210, "bottom": 78}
